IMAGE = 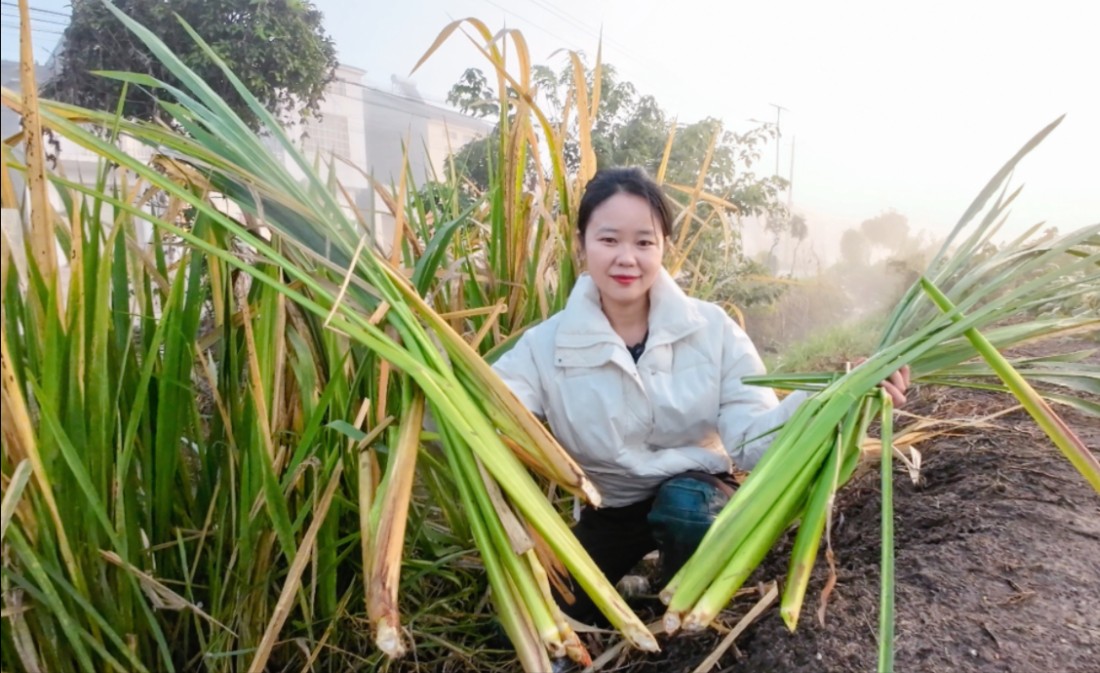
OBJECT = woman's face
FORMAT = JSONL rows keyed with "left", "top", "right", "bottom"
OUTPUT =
{"left": 581, "top": 192, "right": 666, "bottom": 312}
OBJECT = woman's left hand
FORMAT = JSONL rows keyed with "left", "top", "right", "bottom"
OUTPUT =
{"left": 851, "top": 359, "right": 911, "bottom": 407}
{"left": 880, "top": 365, "right": 911, "bottom": 407}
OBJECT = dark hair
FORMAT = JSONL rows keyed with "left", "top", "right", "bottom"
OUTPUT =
{"left": 576, "top": 167, "right": 674, "bottom": 245}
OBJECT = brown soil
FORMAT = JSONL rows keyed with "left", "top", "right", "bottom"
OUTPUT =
{"left": 602, "top": 338, "right": 1100, "bottom": 673}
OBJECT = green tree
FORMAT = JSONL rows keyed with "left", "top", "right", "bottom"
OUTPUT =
{"left": 447, "top": 128, "right": 500, "bottom": 195}
{"left": 443, "top": 59, "right": 792, "bottom": 312}
{"left": 445, "top": 61, "right": 787, "bottom": 220}
{"left": 446, "top": 67, "right": 501, "bottom": 118}
{"left": 44, "top": 0, "right": 338, "bottom": 131}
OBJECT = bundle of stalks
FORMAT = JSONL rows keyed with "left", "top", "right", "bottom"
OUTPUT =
{"left": 660, "top": 118, "right": 1100, "bottom": 672}
{"left": 1, "top": 4, "right": 656, "bottom": 671}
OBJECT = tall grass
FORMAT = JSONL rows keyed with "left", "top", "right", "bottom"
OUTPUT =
{"left": 1, "top": 6, "right": 679, "bottom": 671}
{"left": 2, "top": 106, "right": 572, "bottom": 672}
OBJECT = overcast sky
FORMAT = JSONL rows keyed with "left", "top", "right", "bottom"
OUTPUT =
{"left": 5, "top": 0, "right": 1097, "bottom": 247}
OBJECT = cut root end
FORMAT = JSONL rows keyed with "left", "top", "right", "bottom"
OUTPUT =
{"left": 375, "top": 621, "right": 407, "bottom": 658}
{"left": 662, "top": 611, "right": 681, "bottom": 635}
{"left": 630, "top": 630, "right": 661, "bottom": 653}
{"left": 544, "top": 636, "right": 566, "bottom": 659}
{"left": 580, "top": 479, "right": 602, "bottom": 507}
{"left": 780, "top": 606, "right": 800, "bottom": 633}
{"left": 682, "top": 612, "right": 710, "bottom": 632}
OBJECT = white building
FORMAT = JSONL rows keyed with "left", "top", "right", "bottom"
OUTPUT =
{"left": 3, "top": 59, "right": 491, "bottom": 258}
{"left": 353, "top": 71, "right": 491, "bottom": 242}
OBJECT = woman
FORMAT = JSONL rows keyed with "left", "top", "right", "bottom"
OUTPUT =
{"left": 493, "top": 167, "right": 909, "bottom": 624}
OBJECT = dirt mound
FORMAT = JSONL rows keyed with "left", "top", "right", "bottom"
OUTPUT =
{"left": 607, "top": 366, "right": 1100, "bottom": 672}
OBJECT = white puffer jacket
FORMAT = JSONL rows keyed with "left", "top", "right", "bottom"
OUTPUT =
{"left": 493, "top": 269, "right": 808, "bottom": 507}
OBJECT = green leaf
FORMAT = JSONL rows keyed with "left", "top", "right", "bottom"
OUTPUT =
{"left": 326, "top": 420, "right": 368, "bottom": 442}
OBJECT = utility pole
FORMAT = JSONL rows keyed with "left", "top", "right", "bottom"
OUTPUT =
{"left": 788, "top": 135, "right": 796, "bottom": 211}
{"left": 769, "top": 102, "right": 788, "bottom": 177}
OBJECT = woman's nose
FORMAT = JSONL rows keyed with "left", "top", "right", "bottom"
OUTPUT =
{"left": 615, "top": 247, "right": 637, "bottom": 265}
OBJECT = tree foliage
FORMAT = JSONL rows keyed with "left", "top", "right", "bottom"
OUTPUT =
{"left": 446, "top": 68, "right": 500, "bottom": 118}
{"left": 444, "top": 58, "right": 796, "bottom": 312}
{"left": 860, "top": 209, "right": 910, "bottom": 252}
{"left": 445, "top": 61, "right": 788, "bottom": 220}
{"left": 44, "top": 0, "right": 338, "bottom": 131}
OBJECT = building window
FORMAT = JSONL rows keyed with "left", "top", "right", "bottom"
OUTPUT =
{"left": 303, "top": 114, "right": 351, "bottom": 159}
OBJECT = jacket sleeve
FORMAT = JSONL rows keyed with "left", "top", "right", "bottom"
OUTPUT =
{"left": 716, "top": 316, "right": 809, "bottom": 471}
{"left": 490, "top": 332, "right": 547, "bottom": 421}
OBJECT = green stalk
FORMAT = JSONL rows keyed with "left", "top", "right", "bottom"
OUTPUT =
{"left": 665, "top": 322, "right": 975, "bottom": 617}
{"left": 920, "top": 277, "right": 1100, "bottom": 493}
{"left": 679, "top": 446, "right": 824, "bottom": 631}
{"left": 526, "top": 549, "right": 587, "bottom": 664}
{"left": 664, "top": 432, "right": 832, "bottom": 630}
{"left": 671, "top": 266, "right": 1094, "bottom": 611}
{"left": 879, "top": 391, "right": 896, "bottom": 673}
{"left": 435, "top": 417, "right": 551, "bottom": 673}
{"left": 446, "top": 425, "right": 563, "bottom": 655}
{"left": 779, "top": 425, "right": 843, "bottom": 629}
{"left": 663, "top": 354, "right": 909, "bottom": 611}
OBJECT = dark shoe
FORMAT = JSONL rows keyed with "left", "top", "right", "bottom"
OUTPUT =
{"left": 550, "top": 657, "right": 578, "bottom": 673}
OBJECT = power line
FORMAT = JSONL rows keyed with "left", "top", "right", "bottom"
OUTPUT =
{"left": 1, "top": 12, "right": 68, "bottom": 26}
{"left": 510, "top": 0, "right": 689, "bottom": 119}
{"left": 0, "top": 2, "right": 69, "bottom": 18}
{"left": 523, "top": 0, "right": 601, "bottom": 42}
{"left": 522, "top": 0, "right": 651, "bottom": 67}
{"left": 472, "top": 0, "right": 682, "bottom": 107}
{"left": 474, "top": 0, "right": 587, "bottom": 56}
{"left": 1, "top": 22, "right": 64, "bottom": 36}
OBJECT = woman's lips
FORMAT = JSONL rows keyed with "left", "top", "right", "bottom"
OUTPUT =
{"left": 611, "top": 275, "right": 639, "bottom": 285}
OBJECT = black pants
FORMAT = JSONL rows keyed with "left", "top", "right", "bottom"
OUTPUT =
{"left": 557, "top": 471, "right": 738, "bottom": 625}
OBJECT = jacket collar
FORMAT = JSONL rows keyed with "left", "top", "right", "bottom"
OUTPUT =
{"left": 555, "top": 268, "right": 708, "bottom": 353}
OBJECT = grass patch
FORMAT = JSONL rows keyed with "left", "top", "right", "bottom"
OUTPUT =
{"left": 764, "top": 316, "right": 883, "bottom": 373}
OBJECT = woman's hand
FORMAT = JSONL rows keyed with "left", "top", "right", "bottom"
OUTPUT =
{"left": 880, "top": 365, "right": 911, "bottom": 407}
{"left": 851, "top": 359, "right": 911, "bottom": 407}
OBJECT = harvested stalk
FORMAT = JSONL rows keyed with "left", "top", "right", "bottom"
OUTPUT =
{"left": 878, "top": 391, "right": 896, "bottom": 673}
{"left": 366, "top": 393, "right": 425, "bottom": 657}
